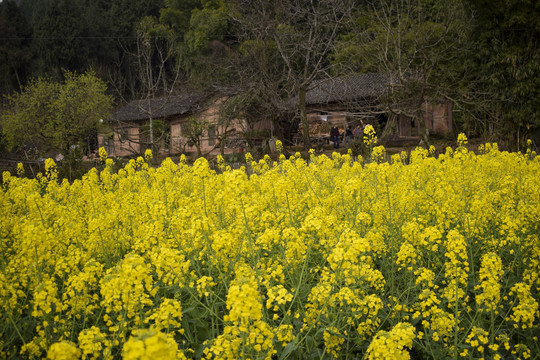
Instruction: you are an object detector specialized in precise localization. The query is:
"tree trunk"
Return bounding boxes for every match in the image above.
[195,140,202,158]
[416,113,430,147]
[220,139,226,156]
[147,97,154,153]
[299,86,311,149]
[381,113,398,139]
[12,65,22,90]
[416,87,430,147]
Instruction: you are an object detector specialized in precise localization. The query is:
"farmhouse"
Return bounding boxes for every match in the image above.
[100,74,454,157]
[394,101,453,138]
[298,73,453,142]
[294,74,388,143]
[99,94,200,157]
[99,91,271,157]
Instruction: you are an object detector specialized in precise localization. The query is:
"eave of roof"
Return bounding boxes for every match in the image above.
[305,73,389,105]
[110,93,204,122]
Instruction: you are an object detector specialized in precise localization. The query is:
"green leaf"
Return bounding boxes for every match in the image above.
[279,341,298,360]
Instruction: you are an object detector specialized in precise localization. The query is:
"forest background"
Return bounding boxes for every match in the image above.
[0,0,538,160]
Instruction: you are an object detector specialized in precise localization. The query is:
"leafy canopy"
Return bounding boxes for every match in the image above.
[1,69,113,156]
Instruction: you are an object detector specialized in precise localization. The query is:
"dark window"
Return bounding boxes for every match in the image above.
[208,126,216,147]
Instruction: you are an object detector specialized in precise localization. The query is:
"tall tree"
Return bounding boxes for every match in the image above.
[133,16,183,153]
[1,70,113,158]
[80,0,116,78]
[105,0,165,99]
[182,116,209,157]
[162,0,234,88]
[230,0,356,148]
[160,0,201,38]
[335,0,473,145]
[463,0,540,148]
[0,0,32,95]
[31,0,90,78]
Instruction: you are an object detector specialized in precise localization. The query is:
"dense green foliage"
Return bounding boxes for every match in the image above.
[462,0,540,147]
[333,0,472,146]
[0,0,164,99]
[0,0,538,147]
[1,70,112,157]
[0,0,32,95]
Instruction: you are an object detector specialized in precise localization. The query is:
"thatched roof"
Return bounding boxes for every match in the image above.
[305,73,388,105]
[110,93,204,122]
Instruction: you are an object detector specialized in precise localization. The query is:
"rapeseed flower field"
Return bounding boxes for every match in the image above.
[1,135,539,359]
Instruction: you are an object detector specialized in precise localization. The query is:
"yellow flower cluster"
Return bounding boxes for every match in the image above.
[149,247,190,288]
[146,298,184,335]
[363,124,378,146]
[507,282,539,330]
[99,147,108,162]
[475,252,504,312]
[442,229,470,307]
[32,277,61,318]
[396,241,419,271]
[196,276,216,297]
[78,326,112,359]
[266,284,293,311]
[47,341,80,360]
[464,326,489,356]
[123,328,186,360]
[63,259,103,319]
[457,132,468,147]
[275,139,283,153]
[1,142,539,359]
[371,145,386,162]
[366,322,416,360]
[323,326,346,358]
[100,254,156,333]
[274,324,294,345]
[205,264,275,359]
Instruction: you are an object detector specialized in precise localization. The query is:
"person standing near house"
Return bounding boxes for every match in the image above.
[357,121,366,140]
[344,125,353,146]
[353,124,361,140]
[331,125,340,148]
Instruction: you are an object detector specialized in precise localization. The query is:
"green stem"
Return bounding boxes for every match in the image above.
[285,193,294,227]
[8,313,26,346]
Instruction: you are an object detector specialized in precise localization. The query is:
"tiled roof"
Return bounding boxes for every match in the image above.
[110,93,204,122]
[305,73,388,105]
